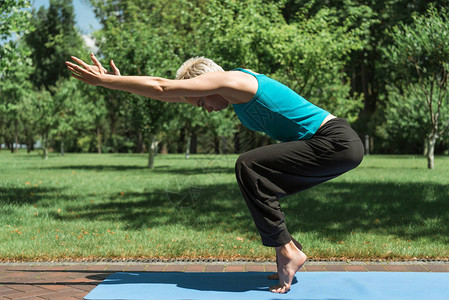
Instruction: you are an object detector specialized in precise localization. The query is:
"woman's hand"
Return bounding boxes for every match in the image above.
[65,53,120,86]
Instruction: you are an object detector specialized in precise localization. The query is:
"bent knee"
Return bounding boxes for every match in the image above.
[235,151,254,171]
[345,140,364,169]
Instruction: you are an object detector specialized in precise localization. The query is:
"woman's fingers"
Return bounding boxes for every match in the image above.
[69,54,115,76]
[70,72,90,84]
[110,60,121,76]
[65,62,85,75]
[70,56,90,69]
[90,53,104,74]
[66,65,80,76]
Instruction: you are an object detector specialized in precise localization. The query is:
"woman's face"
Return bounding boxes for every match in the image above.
[186,95,229,112]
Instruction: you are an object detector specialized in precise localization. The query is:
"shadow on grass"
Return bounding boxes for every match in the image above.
[33,154,236,175]
[39,165,150,171]
[37,165,234,176]
[284,181,449,242]
[0,186,65,205]
[50,180,449,243]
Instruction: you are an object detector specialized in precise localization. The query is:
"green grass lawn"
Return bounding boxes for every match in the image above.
[1,151,448,261]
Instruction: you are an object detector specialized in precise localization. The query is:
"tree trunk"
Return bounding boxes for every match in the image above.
[234,128,240,153]
[427,133,436,169]
[42,134,48,160]
[214,135,220,154]
[160,143,168,154]
[147,134,156,169]
[60,140,64,156]
[364,135,370,155]
[190,132,197,154]
[137,131,143,153]
[423,138,428,157]
[97,126,102,154]
[185,135,191,159]
[221,136,227,154]
[27,136,33,153]
[178,127,185,153]
[14,120,19,153]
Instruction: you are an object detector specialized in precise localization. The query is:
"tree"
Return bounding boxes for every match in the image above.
[29,88,53,159]
[376,83,448,154]
[0,0,35,151]
[280,1,449,143]
[0,0,34,73]
[0,41,34,153]
[89,0,239,163]
[385,7,449,169]
[201,1,364,120]
[50,79,100,155]
[0,0,33,38]
[25,0,83,91]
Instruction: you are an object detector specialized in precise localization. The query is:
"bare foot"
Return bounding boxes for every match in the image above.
[269,240,307,294]
[267,237,303,280]
[267,256,280,280]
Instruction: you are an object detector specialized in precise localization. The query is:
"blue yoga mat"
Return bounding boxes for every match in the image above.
[84,271,449,300]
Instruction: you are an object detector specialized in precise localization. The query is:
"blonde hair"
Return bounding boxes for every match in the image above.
[175,57,224,80]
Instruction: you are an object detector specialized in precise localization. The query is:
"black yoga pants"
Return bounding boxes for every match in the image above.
[235,118,364,247]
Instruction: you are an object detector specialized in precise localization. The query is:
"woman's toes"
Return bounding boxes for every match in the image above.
[269,284,289,294]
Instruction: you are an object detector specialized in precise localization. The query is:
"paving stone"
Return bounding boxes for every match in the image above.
[426,265,448,272]
[0,266,9,272]
[35,284,73,292]
[37,289,86,300]
[65,265,88,272]
[124,265,148,272]
[224,265,244,272]
[145,264,166,272]
[85,265,108,272]
[324,265,347,272]
[5,288,54,299]
[184,265,205,272]
[0,287,19,297]
[27,265,50,272]
[5,273,37,280]
[204,265,224,272]
[245,265,264,272]
[385,265,408,272]
[4,284,44,293]
[405,265,430,272]
[38,296,82,300]
[345,265,367,272]
[365,265,387,271]
[164,265,186,272]
[304,265,326,272]
[104,265,128,272]
[264,264,277,272]
[67,283,97,292]
[64,277,99,284]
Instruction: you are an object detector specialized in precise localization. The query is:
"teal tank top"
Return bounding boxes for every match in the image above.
[232,68,330,142]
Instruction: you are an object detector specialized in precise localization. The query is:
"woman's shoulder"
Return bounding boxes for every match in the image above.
[231,68,260,75]
[220,70,258,104]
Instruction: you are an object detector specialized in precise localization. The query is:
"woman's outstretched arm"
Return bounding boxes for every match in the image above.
[65,53,241,102]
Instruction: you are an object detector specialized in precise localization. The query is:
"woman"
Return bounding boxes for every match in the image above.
[66,54,364,294]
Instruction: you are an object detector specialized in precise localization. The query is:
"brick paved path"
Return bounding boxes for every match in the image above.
[1,261,448,299]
